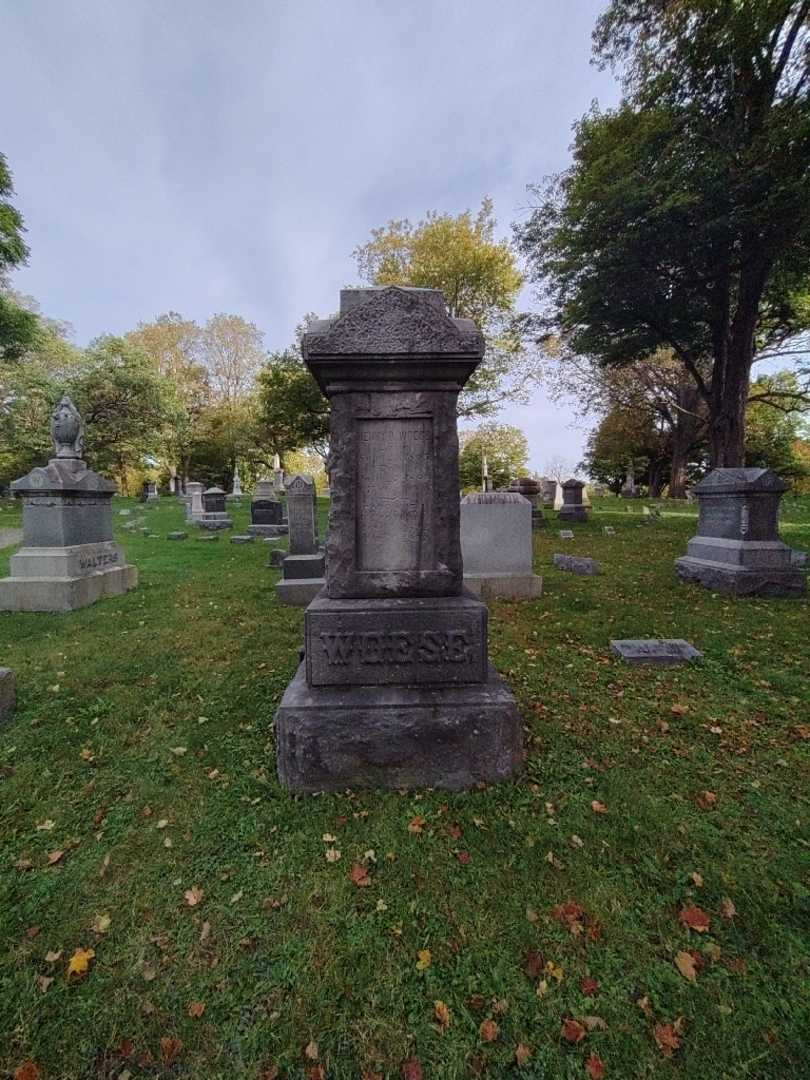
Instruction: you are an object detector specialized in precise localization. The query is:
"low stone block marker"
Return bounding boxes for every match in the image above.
[553,553,601,575]
[461,492,542,599]
[268,548,285,567]
[0,396,137,612]
[167,532,187,541]
[611,639,703,665]
[196,534,219,542]
[0,668,16,721]
[230,534,254,544]
[602,526,615,536]
[559,529,574,540]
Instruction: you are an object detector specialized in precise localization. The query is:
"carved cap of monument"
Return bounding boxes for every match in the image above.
[51,395,85,459]
[302,286,485,393]
[562,478,585,490]
[692,467,788,495]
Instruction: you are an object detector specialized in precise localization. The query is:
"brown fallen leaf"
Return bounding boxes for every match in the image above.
[653,1021,682,1057]
[636,995,654,1019]
[580,976,600,996]
[44,949,62,963]
[37,975,54,994]
[434,999,451,1032]
[188,1000,206,1018]
[720,897,737,919]
[591,801,608,814]
[691,871,704,888]
[479,1018,500,1042]
[675,950,698,983]
[679,905,711,933]
[408,816,425,834]
[553,900,586,935]
[304,1040,319,1061]
[515,1042,532,1067]
[696,790,717,810]
[524,949,544,979]
[46,849,65,866]
[561,1018,586,1043]
[350,862,372,887]
[582,1016,608,1031]
[184,886,203,907]
[401,1058,423,1080]
[13,1062,40,1080]
[456,850,471,864]
[160,1036,183,1066]
[585,1052,606,1079]
[416,949,431,971]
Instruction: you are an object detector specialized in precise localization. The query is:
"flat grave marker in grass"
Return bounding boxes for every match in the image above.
[552,553,601,576]
[611,638,703,664]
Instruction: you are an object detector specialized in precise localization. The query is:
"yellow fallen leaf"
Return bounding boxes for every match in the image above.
[546,960,564,983]
[434,1000,451,1031]
[66,947,95,977]
[416,949,432,971]
[91,913,111,934]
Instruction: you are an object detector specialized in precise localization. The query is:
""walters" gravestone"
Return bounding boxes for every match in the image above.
[275,286,522,791]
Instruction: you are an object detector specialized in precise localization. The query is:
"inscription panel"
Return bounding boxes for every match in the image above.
[306,605,486,686]
[356,418,434,572]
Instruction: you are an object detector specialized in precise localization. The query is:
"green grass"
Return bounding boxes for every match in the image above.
[1,494,808,1079]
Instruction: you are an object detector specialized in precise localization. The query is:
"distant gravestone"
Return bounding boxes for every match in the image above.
[0,396,137,611]
[461,492,542,599]
[268,547,286,567]
[675,468,805,597]
[558,479,589,522]
[167,531,187,541]
[185,482,204,522]
[198,487,233,531]
[602,526,615,536]
[559,529,574,540]
[611,639,703,665]
[275,285,522,791]
[0,667,16,722]
[196,534,219,542]
[553,553,601,576]
[276,474,324,606]
[141,480,158,503]
[230,534,254,544]
[515,478,545,530]
[227,468,243,500]
[621,465,638,499]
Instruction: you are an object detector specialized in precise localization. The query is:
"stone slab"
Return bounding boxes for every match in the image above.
[463,573,543,600]
[230,534,254,544]
[268,549,286,567]
[0,667,16,722]
[283,552,326,580]
[247,524,288,537]
[552,554,601,576]
[0,563,137,612]
[558,507,589,522]
[8,541,128,580]
[276,578,325,607]
[196,535,219,542]
[275,660,522,792]
[611,638,703,664]
[304,592,488,687]
[602,526,615,536]
[167,532,187,540]
[559,530,574,540]
[791,549,808,568]
[198,518,232,531]
[460,493,533,576]
[675,556,806,597]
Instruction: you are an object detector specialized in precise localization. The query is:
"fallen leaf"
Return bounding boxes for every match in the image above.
[591,801,608,814]
[188,1000,206,1018]
[200,921,211,943]
[184,886,203,907]
[570,834,585,849]
[515,1043,532,1067]
[582,1016,607,1032]
[66,947,95,977]
[322,833,336,843]
[580,976,600,996]
[13,1062,40,1080]
[401,1058,423,1080]
[37,974,54,994]
[307,1068,326,1080]
[720,897,737,919]
[46,849,65,865]
[696,790,717,810]
[230,889,244,904]
[92,913,111,935]
[553,900,586,935]
[434,999,451,1032]
[585,1052,606,1079]
[156,819,169,830]
[691,871,704,888]
[670,703,688,716]
[160,1036,183,1066]
[636,995,654,1019]
[25,926,40,939]
[479,1018,499,1042]
[675,950,698,983]
[142,963,157,982]
[653,1022,681,1057]
[325,847,341,863]
[416,948,432,971]
[561,1018,586,1044]
[546,960,565,983]
[523,949,544,979]
[169,746,188,756]
[14,857,34,871]
[304,1039,319,1061]
[456,850,471,864]
[679,905,710,933]
[350,862,372,887]
[408,816,426,835]
[36,820,55,831]
[44,949,62,963]
[546,850,564,870]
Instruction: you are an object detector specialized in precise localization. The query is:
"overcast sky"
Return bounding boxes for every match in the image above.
[2,0,620,472]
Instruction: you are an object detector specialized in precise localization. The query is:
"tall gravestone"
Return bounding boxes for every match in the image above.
[516,477,544,530]
[275,474,324,606]
[248,478,286,537]
[0,396,137,611]
[228,468,243,500]
[621,465,638,499]
[185,482,204,522]
[675,468,805,597]
[275,286,522,790]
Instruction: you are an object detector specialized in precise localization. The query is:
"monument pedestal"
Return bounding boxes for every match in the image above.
[675,468,806,598]
[0,542,137,611]
[247,523,288,538]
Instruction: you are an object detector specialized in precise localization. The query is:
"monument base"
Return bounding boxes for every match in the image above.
[247,524,288,537]
[0,563,137,611]
[675,555,806,597]
[463,572,543,600]
[558,508,589,522]
[275,661,522,791]
[276,579,325,607]
[283,552,325,579]
[198,514,233,530]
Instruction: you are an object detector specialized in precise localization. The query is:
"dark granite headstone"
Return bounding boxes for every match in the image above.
[675,468,805,597]
[275,286,522,790]
[276,475,325,605]
[251,499,283,526]
[558,479,589,522]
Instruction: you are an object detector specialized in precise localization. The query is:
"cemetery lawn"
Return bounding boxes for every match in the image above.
[1,495,809,1080]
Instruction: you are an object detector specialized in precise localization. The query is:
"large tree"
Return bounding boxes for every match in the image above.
[0,152,39,361]
[255,349,330,461]
[354,199,538,417]
[516,0,810,467]
[458,422,529,491]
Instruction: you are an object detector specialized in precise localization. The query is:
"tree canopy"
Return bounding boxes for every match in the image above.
[458,422,529,491]
[0,152,39,361]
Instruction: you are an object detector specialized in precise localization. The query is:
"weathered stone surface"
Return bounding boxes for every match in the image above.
[460,492,542,600]
[167,531,187,540]
[276,579,325,607]
[268,548,286,567]
[791,548,808,568]
[559,529,574,540]
[283,552,325,579]
[558,478,589,522]
[675,468,805,597]
[230,534,254,544]
[251,498,283,526]
[0,667,16,721]
[185,482,204,522]
[276,661,522,792]
[611,639,703,664]
[0,562,137,611]
[552,553,601,575]
[602,526,615,536]
[196,534,219,542]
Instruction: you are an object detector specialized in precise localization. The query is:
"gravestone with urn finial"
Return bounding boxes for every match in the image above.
[0,396,137,611]
[274,286,522,791]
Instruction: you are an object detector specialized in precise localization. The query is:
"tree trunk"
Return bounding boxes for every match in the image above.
[648,460,665,498]
[669,383,703,498]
